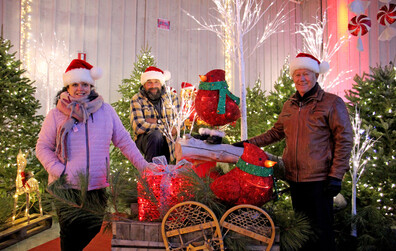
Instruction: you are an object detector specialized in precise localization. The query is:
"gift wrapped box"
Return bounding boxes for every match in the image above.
[138,156,193,221]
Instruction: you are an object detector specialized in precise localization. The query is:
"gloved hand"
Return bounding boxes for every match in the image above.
[206,135,223,144]
[232,140,249,147]
[192,133,209,141]
[326,177,342,197]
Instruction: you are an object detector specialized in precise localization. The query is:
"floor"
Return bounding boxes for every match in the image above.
[4,223,60,251]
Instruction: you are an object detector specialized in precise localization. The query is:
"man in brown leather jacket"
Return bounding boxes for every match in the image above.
[234,53,353,250]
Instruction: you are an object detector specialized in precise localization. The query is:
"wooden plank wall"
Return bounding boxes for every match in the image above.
[0,0,395,115]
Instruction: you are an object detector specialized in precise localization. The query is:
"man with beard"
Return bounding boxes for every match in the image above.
[130,66,178,163]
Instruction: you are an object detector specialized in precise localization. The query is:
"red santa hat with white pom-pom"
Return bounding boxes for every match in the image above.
[181,82,197,91]
[290,53,330,76]
[63,59,103,87]
[141,66,171,85]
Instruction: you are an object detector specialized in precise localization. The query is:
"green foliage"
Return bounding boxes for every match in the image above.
[264,196,315,251]
[0,37,44,208]
[108,166,138,214]
[352,206,396,250]
[225,62,295,157]
[183,170,226,219]
[224,232,251,251]
[110,46,156,176]
[345,63,396,220]
[0,196,13,228]
[334,203,396,251]
[47,174,108,230]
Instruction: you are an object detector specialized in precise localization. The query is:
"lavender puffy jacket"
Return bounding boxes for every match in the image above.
[36,103,148,190]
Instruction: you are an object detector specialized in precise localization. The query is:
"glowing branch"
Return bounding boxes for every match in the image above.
[349,107,379,237]
[295,11,351,91]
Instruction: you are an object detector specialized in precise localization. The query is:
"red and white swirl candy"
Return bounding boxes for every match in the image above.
[377,4,396,26]
[348,15,371,36]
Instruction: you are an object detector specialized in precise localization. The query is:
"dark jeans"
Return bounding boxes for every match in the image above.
[55,188,108,251]
[136,130,170,163]
[288,180,335,251]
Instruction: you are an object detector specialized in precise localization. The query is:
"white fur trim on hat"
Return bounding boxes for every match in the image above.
[141,70,171,85]
[290,57,329,75]
[63,59,102,87]
[63,68,94,87]
[290,57,319,75]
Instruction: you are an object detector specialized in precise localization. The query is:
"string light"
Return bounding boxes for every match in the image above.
[20,0,33,74]
[224,0,233,88]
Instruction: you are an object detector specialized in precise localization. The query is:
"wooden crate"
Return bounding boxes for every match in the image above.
[0,214,52,249]
[112,220,165,251]
[112,221,280,251]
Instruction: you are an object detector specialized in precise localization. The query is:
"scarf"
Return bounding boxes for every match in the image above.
[55,91,104,164]
[296,82,319,101]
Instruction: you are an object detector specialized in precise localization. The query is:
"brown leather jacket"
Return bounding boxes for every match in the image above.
[249,85,353,182]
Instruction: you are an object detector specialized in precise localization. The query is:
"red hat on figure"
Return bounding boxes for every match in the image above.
[181,82,196,91]
[289,53,330,75]
[141,66,171,85]
[63,59,103,87]
[181,82,193,89]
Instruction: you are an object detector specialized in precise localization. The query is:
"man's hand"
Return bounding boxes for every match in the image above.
[326,177,342,197]
[146,118,156,124]
[232,140,249,147]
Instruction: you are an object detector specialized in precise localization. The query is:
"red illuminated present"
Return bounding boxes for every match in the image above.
[137,157,193,221]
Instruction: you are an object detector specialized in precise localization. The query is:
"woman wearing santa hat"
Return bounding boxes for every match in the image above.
[234,53,353,250]
[36,59,149,251]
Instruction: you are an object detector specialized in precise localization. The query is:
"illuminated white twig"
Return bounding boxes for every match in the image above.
[184,0,288,140]
[349,107,379,237]
[296,11,351,91]
[160,88,195,144]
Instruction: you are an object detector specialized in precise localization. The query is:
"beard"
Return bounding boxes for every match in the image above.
[146,87,161,100]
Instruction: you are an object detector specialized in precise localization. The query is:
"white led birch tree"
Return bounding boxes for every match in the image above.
[349,107,378,237]
[30,33,72,114]
[184,0,288,140]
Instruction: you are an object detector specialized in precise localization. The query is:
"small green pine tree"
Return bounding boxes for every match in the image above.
[345,62,396,220]
[0,37,44,197]
[110,46,156,176]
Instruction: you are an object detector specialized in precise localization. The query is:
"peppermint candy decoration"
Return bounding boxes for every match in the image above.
[348,15,371,36]
[377,4,396,26]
